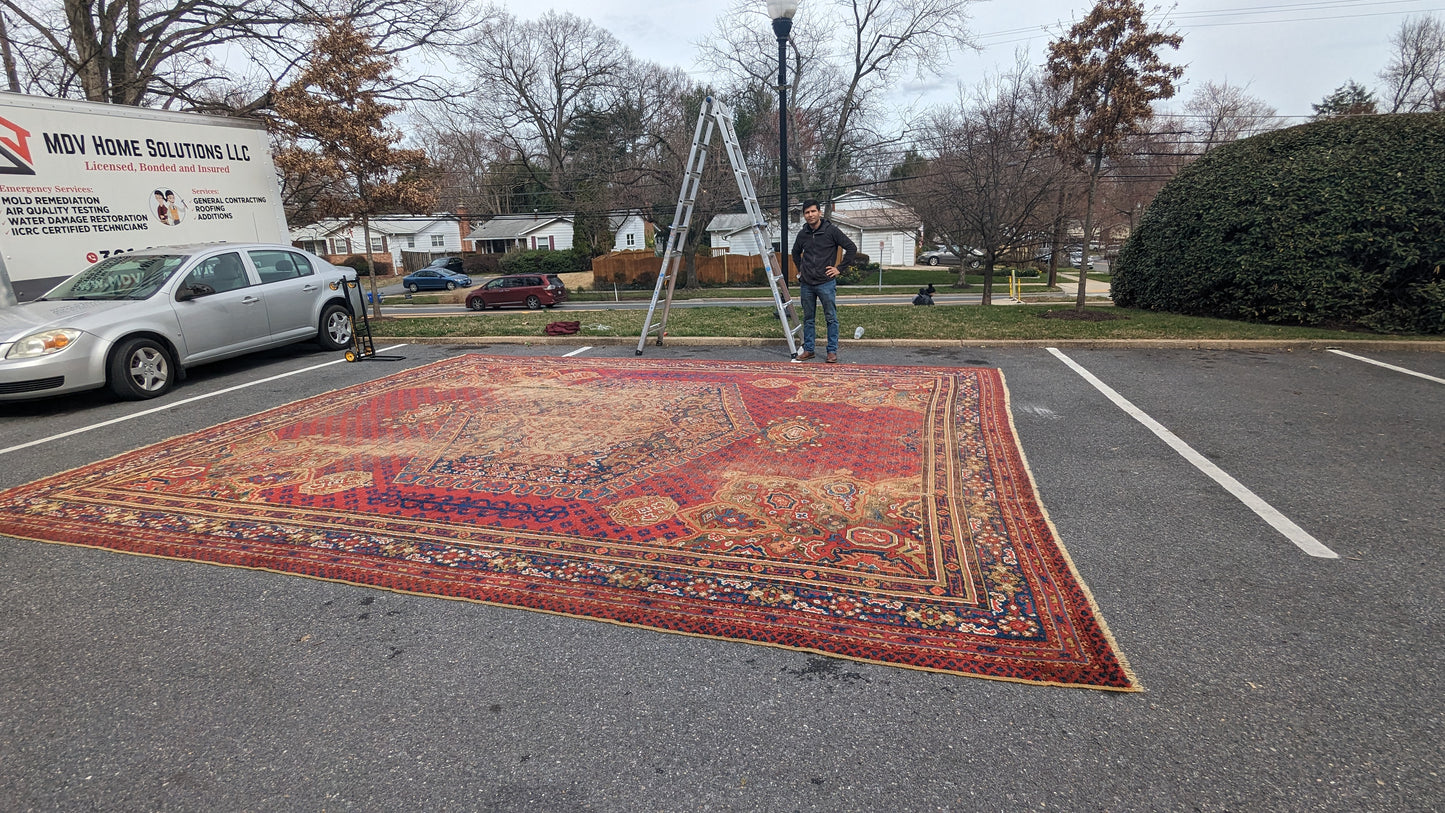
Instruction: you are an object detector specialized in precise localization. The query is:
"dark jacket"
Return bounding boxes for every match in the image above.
[790,218,858,285]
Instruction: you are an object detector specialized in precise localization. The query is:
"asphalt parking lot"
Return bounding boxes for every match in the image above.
[1,340,1440,812]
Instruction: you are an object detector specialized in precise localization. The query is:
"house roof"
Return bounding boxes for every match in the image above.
[832,209,922,230]
[705,213,763,235]
[467,215,571,241]
[289,214,459,241]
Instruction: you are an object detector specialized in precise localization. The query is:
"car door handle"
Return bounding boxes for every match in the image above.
[241,296,262,305]
[301,284,319,292]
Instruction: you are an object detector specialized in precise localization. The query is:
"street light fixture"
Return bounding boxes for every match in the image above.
[768,0,799,283]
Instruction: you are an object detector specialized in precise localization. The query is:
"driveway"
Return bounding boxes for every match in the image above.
[0,342,1439,811]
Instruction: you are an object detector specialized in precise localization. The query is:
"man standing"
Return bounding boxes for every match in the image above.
[789,200,857,363]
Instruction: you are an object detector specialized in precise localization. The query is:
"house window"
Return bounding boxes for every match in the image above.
[626,233,635,247]
[370,236,384,252]
[431,234,445,248]
[405,236,416,248]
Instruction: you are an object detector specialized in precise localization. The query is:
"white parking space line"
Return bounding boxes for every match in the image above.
[1327,349,1445,384]
[561,346,593,357]
[0,344,410,458]
[1047,347,1339,559]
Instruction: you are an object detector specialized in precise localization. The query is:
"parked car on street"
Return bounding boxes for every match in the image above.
[466,274,569,310]
[1067,248,1105,269]
[0,244,360,401]
[426,257,466,275]
[402,266,472,292]
[917,245,983,269]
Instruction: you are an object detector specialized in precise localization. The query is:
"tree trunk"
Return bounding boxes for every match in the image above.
[1048,185,1066,288]
[0,12,21,92]
[1075,147,1105,309]
[981,258,995,306]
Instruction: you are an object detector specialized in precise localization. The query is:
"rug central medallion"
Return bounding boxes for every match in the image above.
[0,355,1138,690]
[394,375,756,500]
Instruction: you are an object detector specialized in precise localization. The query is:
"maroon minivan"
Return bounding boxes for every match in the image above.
[465,274,569,310]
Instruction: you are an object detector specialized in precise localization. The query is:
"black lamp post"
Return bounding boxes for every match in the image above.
[768,0,799,283]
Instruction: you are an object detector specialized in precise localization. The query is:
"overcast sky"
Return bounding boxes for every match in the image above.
[491,0,1440,122]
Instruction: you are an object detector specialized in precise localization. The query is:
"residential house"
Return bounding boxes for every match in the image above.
[609,211,653,252]
[466,215,575,254]
[290,210,475,271]
[703,191,922,265]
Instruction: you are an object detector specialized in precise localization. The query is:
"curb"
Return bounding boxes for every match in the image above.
[380,336,1445,352]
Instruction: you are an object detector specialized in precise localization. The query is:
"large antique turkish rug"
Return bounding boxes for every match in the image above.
[0,355,1137,690]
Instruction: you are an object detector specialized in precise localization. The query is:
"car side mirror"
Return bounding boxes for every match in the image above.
[175,282,216,301]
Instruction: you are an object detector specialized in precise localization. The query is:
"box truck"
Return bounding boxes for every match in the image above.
[0,93,288,303]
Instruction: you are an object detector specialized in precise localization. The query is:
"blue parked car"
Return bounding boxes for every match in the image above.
[401,266,472,292]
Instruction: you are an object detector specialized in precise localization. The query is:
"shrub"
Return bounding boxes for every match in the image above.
[498,247,593,275]
[838,262,878,285]
[339,256,372,276]
[1114,113,1445,334]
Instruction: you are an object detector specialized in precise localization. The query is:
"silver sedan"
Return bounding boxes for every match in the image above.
[0,243,362,401]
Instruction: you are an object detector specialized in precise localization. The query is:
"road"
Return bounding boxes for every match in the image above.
[0,341,1439,811]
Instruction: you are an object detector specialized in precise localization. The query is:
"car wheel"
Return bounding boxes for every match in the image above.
[317,303,353,351]
[525,295,542,310]
[468,298,484,311]
[107,337,173,400]
[968,259,981,269]
[927,257,939,266]
[406,283,418,293]
[446,281,457,291]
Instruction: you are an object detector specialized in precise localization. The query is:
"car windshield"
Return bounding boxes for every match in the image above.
[43,254,188,300]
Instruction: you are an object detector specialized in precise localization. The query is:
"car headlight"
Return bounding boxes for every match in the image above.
[5,328,83,359]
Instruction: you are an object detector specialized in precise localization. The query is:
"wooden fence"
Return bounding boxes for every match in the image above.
[591,250,784,287]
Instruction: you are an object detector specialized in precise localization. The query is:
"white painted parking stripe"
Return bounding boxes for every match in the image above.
[0,344,410,458]
[1327,349,1445,384]
[561,346,593,357]
[1047,347,1339,559]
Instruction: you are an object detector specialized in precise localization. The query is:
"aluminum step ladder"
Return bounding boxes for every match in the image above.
[636,96,801,357]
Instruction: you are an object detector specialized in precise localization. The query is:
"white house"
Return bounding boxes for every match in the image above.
[704,213,772,256]
[291,212,474,269]
[703,191,921,265]
[822,190,922,266]
[466,215,575,254]
[609,211,652,252]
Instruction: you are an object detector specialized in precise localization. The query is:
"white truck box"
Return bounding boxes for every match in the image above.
[0,93,288,303]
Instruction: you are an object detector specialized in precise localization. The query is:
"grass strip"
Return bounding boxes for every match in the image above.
[366,304,1432,341]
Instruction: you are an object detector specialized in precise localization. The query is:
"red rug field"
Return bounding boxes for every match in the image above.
[0,355,1138,690]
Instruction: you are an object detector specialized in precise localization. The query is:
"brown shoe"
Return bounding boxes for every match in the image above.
[826,352,838,363]
[794,350,815,361]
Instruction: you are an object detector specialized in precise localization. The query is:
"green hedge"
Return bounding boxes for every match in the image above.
[1114,114,1445,334]
[497,247,593,275]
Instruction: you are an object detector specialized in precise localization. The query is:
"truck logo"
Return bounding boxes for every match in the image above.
[0,115,36,175]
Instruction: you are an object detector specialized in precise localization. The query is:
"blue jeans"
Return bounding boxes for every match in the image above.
[800,279,838,353]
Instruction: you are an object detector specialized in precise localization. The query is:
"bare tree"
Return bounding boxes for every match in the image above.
[1046,0,1183,309]
[699,0,978,210]
[903,66,1064,304]
[460,10,633,202]
[1184,81,1278,153]
[0,0,474,110]
[1381,14,1445,113]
